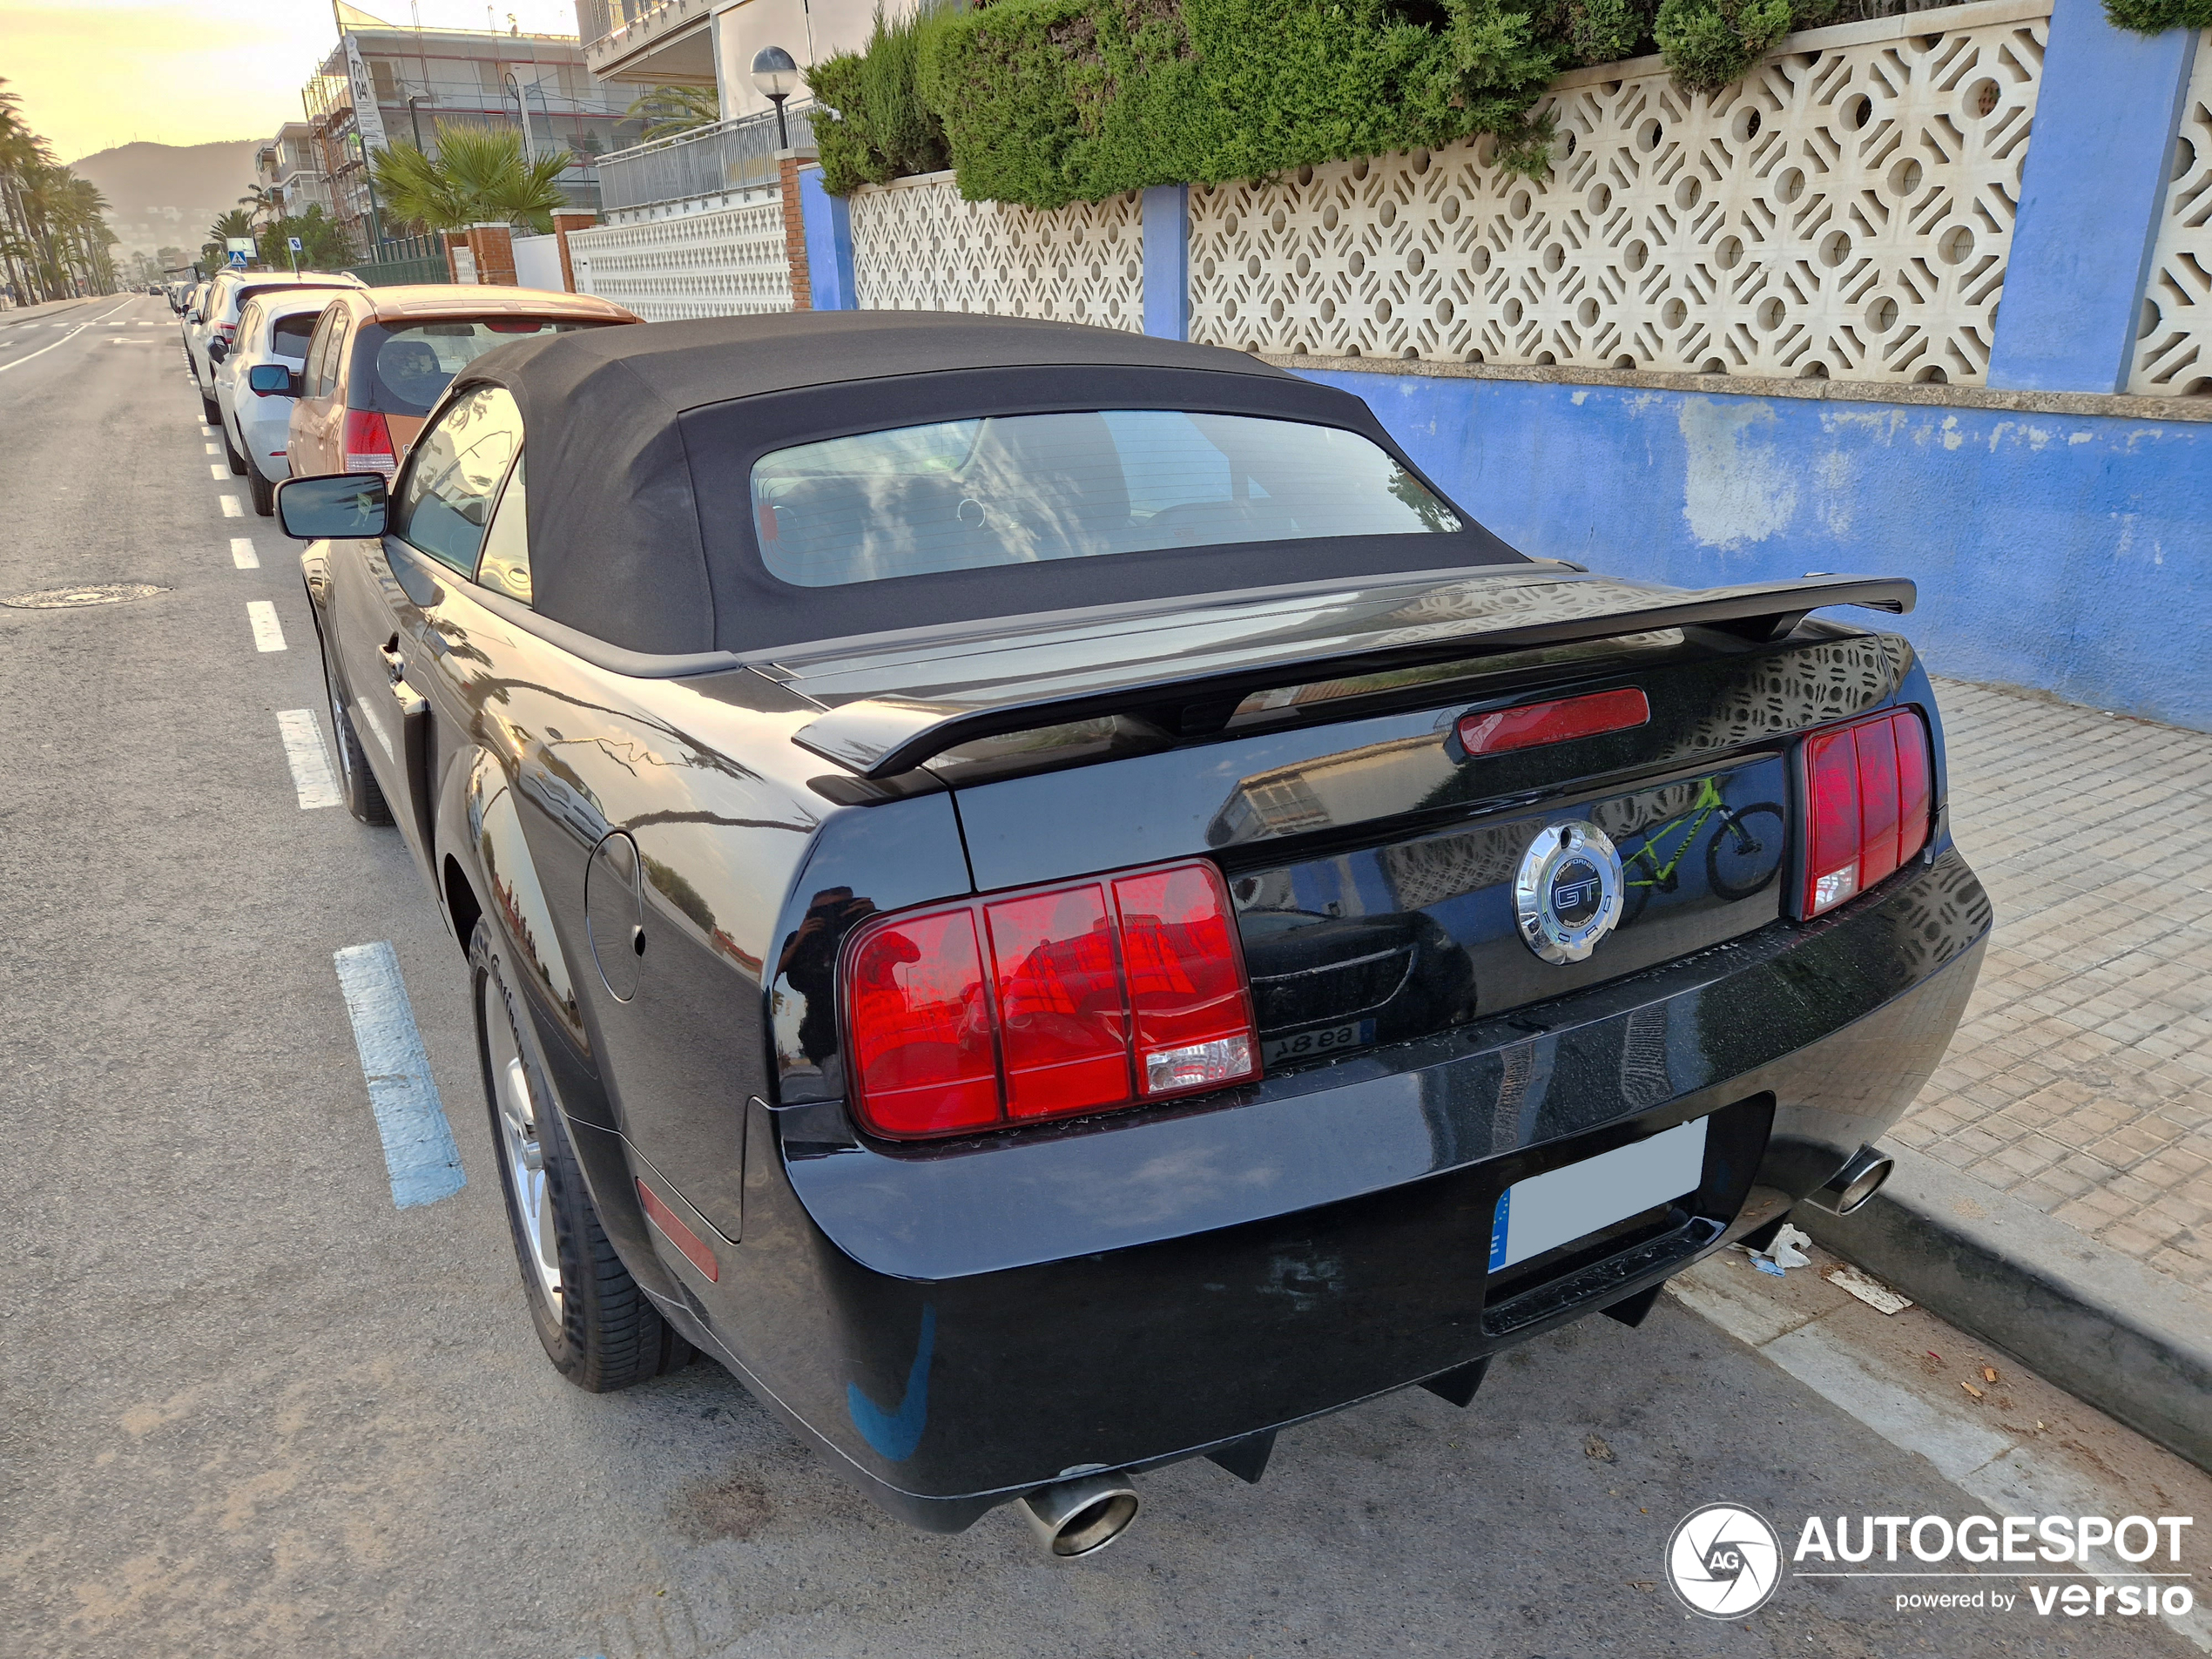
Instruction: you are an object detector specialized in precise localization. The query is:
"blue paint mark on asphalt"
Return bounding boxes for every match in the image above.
[333,941,464,1209]
[846,1305,935,1461]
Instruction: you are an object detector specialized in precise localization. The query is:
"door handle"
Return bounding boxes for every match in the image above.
[379,636,406,683]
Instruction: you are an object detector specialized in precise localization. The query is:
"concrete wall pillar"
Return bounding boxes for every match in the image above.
[469,222,517,287]
[1986,0,2201,392]
[797,165,855,310]
[778,150,816,310]
[1141,185,1189,341]
[551,211,596,294]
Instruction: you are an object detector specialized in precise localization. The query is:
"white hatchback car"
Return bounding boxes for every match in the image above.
[216,292,334,516]
[188,269,364,428]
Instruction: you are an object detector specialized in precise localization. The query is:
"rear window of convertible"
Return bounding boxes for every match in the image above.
[748,409,1464,588]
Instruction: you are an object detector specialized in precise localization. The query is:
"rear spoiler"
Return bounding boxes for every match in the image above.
[792,573,1913,779]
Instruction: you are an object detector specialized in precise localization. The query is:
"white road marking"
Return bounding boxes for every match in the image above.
[204,442,219,455]
[230,536,259,569]
[201,424,216,437]
[219,496,243,517]
[0,299,132,374]
[209,463,226,479]
[276,708,341,809]
[332,942,465,1210]
[247,600,287,652]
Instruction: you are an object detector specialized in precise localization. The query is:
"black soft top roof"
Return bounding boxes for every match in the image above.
[457,312,1521,658]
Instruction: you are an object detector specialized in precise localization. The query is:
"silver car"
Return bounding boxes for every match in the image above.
[215,292,334,516]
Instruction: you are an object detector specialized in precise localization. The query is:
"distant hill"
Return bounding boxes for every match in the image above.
[67,139,265,269]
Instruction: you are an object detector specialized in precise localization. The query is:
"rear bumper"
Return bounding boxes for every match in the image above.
[682,844,1989,1530]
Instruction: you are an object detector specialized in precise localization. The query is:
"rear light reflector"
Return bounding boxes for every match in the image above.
[1456,686,1649,758]
[343,408,395,475]
[844,860,1258,1140]
[636,1179,718,1281]
[1798,707,1932,918]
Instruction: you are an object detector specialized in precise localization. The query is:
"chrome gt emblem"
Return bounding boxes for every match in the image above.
[1514,820,1625,965]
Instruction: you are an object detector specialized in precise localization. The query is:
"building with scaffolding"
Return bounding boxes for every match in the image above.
[293,1,644,259]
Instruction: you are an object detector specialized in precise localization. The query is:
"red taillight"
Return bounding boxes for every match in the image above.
[342,408,395,475]
[1798,708,1932,918]
[216,323,236,345]
[844,860,1258,1140]
[1456,687,1650,758]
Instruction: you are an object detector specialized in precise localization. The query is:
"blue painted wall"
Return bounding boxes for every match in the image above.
[1304,369,2212,732]
[799,165,857,312]
[1985,0,2200,393]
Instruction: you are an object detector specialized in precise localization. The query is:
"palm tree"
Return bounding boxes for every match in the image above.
[372,124,572,236]
[239,183,283,226]
[625,84,720,140]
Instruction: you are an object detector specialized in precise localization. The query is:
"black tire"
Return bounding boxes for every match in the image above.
[248,463,274,516]
[318,635,393,826]
[472,919,691,1392]
[220,416,247,475]
[199,390,220,427]
[1709,804,1787,900]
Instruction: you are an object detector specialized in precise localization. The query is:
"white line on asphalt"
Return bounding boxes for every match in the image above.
[0,299,132,374]
[219,496,243,517]
[276,708,341,809]
[332,942,465,1210]
[231,536,259,569]
[204,442,219,455]
[247,600,287,652]
[209,463,226,480]
[201,424,215,437]
[1671,1263,2212,1650]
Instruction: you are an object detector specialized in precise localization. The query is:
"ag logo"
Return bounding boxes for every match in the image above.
[1665,1502,1784,1619]
[1513,819,1624,964]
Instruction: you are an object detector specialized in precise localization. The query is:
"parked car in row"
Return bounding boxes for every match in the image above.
[217,291,332,516]
[272,313,1989,1556]
[284,285,635,480]
[185,269,364,428]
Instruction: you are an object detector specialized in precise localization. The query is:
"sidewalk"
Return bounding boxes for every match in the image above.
[1900,679,2211,1288]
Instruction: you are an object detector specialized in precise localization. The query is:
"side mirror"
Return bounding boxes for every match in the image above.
[275,472,388,541]
[246,362,296,396]
[207,339,228,363]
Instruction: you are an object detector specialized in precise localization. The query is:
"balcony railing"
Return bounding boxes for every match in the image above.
[594,104,815,214]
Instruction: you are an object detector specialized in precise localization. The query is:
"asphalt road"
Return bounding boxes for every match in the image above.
[1,294,2202,1659]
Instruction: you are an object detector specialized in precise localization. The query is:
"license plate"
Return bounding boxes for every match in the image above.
[1262,1019,1375,1069]
[1488,1117,1709,1273]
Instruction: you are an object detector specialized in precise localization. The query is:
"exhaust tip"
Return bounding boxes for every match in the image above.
[1806,1144,1893,1216]
[1022,1473,1140,1558]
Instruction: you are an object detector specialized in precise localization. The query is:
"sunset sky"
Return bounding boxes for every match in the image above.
[7,0,590,164]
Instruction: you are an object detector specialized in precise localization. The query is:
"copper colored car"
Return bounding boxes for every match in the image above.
[287,285,637,479]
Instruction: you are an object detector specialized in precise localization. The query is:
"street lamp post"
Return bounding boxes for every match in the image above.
[407,93,429,150]
[750,46,799,151]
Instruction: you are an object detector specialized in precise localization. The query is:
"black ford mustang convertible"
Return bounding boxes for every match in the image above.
[279,314,1988,1554]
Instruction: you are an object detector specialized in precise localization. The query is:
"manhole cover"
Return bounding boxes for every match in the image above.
[1,583,168,610]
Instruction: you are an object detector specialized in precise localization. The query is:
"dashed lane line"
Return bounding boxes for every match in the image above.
[332,942,465,1210]
[275,708,341,809]
[219,496,243,518]
[209,463,226,479]
[231,536,259,570]
[0,298,133,374]
[204,442,219,455]
[247,601,287,652]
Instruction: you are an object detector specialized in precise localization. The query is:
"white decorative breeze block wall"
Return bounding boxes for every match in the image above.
[567,192,791,321]
[849,172,1144,331]
[1187,0,2048,384]
[2128,30,2212,395]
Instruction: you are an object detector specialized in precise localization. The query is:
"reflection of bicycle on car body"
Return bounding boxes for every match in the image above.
[1619,776,1784,925]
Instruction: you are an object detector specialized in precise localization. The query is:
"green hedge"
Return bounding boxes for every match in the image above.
[814,0,2200,209]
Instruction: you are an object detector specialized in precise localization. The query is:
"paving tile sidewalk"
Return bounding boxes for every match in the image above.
[1888,679,2212,1290]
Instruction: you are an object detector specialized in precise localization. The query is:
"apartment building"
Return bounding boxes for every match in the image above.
[576,0,900,119]
[291,2,644,255]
